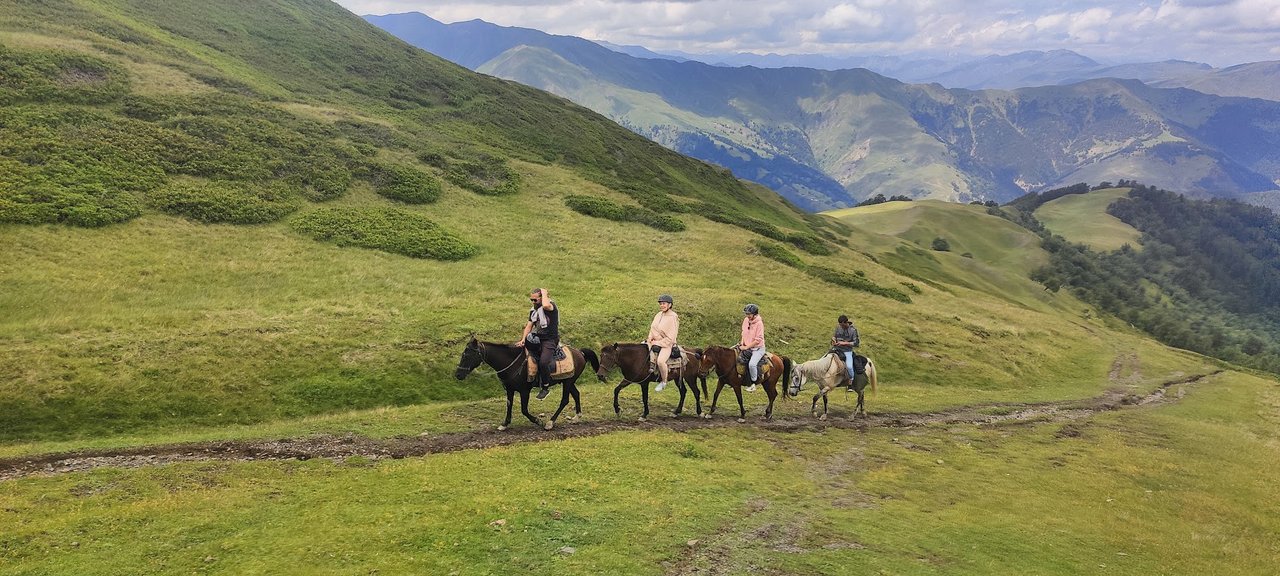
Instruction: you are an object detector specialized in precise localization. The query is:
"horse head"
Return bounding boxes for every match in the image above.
[455,335,483,380]
[595,343,618,382]
[788,367,805,397]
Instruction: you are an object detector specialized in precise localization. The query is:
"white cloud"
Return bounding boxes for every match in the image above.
[336,0,1280,65]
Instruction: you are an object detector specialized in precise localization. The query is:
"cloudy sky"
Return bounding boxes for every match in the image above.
[334,0,1280,66]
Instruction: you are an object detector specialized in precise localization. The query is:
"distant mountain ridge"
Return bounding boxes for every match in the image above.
[367,13,1280,209]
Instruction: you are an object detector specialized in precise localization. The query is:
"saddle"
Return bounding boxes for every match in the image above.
[648,345,687,374]
[829,348,868,375]
[526,345,575,382]
[735,350,772,382]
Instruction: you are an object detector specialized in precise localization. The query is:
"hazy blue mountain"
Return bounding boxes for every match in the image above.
[914,50,1102,89]
[368,13,1280,208]
[1151,61,1280,101]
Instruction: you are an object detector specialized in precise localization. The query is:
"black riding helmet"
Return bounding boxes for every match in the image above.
[658,294,674,304]
[743,303,759,315]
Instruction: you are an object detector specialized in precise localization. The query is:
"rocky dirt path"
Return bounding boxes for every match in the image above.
[0,371,1219,482]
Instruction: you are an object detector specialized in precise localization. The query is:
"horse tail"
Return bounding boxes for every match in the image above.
[867,358,877,396]
[781,355,793,400]
[581,348,600,375]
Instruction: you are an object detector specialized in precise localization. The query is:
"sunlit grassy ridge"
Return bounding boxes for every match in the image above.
[1034,187,1143,251]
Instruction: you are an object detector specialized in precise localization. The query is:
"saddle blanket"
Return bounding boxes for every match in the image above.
[527,346,575,382]
[649,345,688,372]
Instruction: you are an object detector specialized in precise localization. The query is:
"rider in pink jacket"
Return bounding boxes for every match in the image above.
[738,303,765,389]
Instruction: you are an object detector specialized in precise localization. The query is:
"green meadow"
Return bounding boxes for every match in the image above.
[1,1,1278,574]
[1033,188,1143,252]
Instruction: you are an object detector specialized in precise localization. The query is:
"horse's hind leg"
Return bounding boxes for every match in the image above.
[500,389,516,431]
[570,385,582,420]
[639,383,650,422]
[763,379,777,420]
[673,378,686,417]
[733,386,746,423]
[690,374,704,416]
[856,389,866,417]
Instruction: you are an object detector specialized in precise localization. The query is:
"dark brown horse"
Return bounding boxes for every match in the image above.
[596,343,704,420]
[455,335,599,431]
[699,345,792,422]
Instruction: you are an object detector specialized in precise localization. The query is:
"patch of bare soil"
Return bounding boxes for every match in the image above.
[0,371,1221,482]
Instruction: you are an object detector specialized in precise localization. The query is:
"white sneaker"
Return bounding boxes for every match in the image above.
[746,384,757,392]
[655,381,666,392]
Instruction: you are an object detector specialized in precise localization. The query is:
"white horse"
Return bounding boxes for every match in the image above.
[788,353,878,419]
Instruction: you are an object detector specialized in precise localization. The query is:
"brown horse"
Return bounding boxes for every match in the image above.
[455,335,598,431]
[596,343,704,420]
[699,345,792,422]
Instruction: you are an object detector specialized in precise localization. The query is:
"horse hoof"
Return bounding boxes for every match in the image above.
[569,414,580,422]
[736,418,746,424]
[544,421,555,431]
[638,417,647,423]
[702,413,712,420]
[819,414,827,421]
[670,412,680,418]
[497,425,507,432]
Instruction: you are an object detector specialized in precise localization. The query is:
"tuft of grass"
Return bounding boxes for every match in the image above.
[362,161,441,204]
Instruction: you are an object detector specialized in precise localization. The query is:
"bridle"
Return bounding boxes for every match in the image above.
[457,341,525,377]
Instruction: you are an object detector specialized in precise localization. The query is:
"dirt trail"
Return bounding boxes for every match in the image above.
[0,371,1219,482]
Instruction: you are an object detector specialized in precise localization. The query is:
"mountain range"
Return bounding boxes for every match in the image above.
[367,12,1280,210]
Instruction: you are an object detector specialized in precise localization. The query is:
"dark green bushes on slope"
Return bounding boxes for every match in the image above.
[152,180,301,224]
[290,207,479,261]
[0,45,130,105]
[753,240,911,303]
[565,195,685,232]
[363,162,441,204]
[443,154,521,196]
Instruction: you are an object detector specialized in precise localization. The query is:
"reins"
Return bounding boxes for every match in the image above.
[458,341,525,377]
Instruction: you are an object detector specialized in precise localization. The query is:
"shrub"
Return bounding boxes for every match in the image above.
[785,231,834,255]
[808,265,912,303]
[753,240,805,269]
[446,155,520,196]
[932,237,951,251]
[290,207,478,261]
[0,46,130,105]
[364,162,440,204]
[565,195,686,232]
[151,180,300,224]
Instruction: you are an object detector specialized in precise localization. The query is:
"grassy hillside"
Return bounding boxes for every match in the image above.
[3,3,1280,573]
[1034,188,1143,251]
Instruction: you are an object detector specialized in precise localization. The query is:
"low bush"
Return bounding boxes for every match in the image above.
[446,155,520,196]
[785,231,834,255]
[290,207,479,261]
[753,240,806,268]
[752,240,911,302]
[151,180,300,224]
[565,195,686,232]
[0,46,130,105]
[364,162,440,204]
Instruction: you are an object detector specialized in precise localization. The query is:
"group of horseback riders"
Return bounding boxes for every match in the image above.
[516,287,866,400]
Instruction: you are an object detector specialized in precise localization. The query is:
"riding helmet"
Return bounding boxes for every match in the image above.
[658,294,674,304]
[743,303,760,315]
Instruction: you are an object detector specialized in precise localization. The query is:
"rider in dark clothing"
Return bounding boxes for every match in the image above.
[832,314,861,390]
[518,288,559,400]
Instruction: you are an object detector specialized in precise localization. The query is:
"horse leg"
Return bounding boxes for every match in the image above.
[856,388,866,417]
[811,391,821,417]
[519,389,541,427]
[764,379,777,420]
[570,385,582,421]
[710,379,726,416]
[500,388,515,431]
[733,385,746,423]
[613,381,631,417]
[822,387,831,420]
[690,374,704,416]
[673,378,686,417]
[639,382,650,422]
[547,382,572,430]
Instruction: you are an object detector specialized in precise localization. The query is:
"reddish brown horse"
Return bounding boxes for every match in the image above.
[699,345,792,422]
[596,343,705,420]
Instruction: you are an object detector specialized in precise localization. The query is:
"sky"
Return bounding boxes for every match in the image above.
[334,0,1280,66]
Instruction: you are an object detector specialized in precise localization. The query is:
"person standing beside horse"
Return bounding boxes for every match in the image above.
[738,303,766,392]
[516,287,560,400]
[645,294,679,392]
[832,314,860,390]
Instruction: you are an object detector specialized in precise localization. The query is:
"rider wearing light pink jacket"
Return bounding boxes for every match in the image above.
[738,303,765,386]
